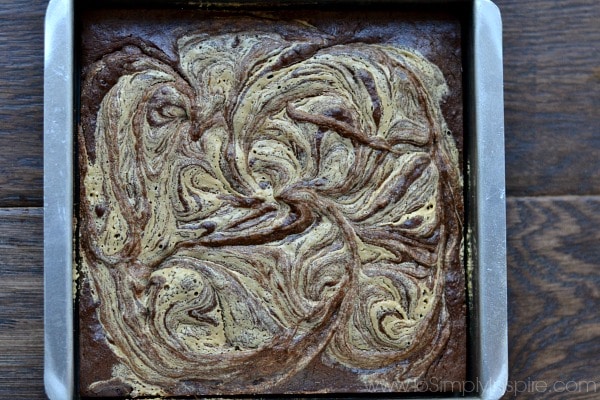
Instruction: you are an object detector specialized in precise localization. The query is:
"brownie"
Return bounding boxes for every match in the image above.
[77,7,466,398]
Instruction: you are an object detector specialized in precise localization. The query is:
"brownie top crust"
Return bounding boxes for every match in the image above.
[77,8,465,398]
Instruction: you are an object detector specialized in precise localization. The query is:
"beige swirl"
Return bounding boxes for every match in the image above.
[79,25,462,397]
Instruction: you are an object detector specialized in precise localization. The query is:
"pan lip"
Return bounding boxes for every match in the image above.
[43,1,506,399]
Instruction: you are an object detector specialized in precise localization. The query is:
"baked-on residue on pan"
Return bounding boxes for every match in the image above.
[77,10,465,397]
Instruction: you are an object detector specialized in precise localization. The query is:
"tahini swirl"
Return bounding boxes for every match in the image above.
[79,25,462,396]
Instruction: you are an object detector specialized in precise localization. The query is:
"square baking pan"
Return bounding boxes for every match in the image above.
[44,0,506,398]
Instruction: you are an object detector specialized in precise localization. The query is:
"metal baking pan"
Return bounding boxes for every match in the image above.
[44,0,506,398]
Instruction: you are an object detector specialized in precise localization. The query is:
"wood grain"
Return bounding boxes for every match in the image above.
[0,0,598,206]
[0,0,48,207]
[505,196,600,399]
[0,0,599,398]
[0,208,45,399]
[497,0,600,196]
[1,199,596,399]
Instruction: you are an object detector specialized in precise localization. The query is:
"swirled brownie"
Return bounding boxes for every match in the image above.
[77,8,465,398]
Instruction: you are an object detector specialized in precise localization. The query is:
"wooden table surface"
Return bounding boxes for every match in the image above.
[0,0,598,398]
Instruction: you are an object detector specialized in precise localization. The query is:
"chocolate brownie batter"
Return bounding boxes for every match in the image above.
[77,7,465,398]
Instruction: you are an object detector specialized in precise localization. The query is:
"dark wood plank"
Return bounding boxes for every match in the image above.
[1,0,599,398]
[505,196,600,399]
[1,0,598,206]
[2,198,598,399]
[496,0,600,196]
[0,208,45,399]
[0,0,49,207]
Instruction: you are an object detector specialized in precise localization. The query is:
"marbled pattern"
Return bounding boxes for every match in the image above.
[78,20,463,397]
